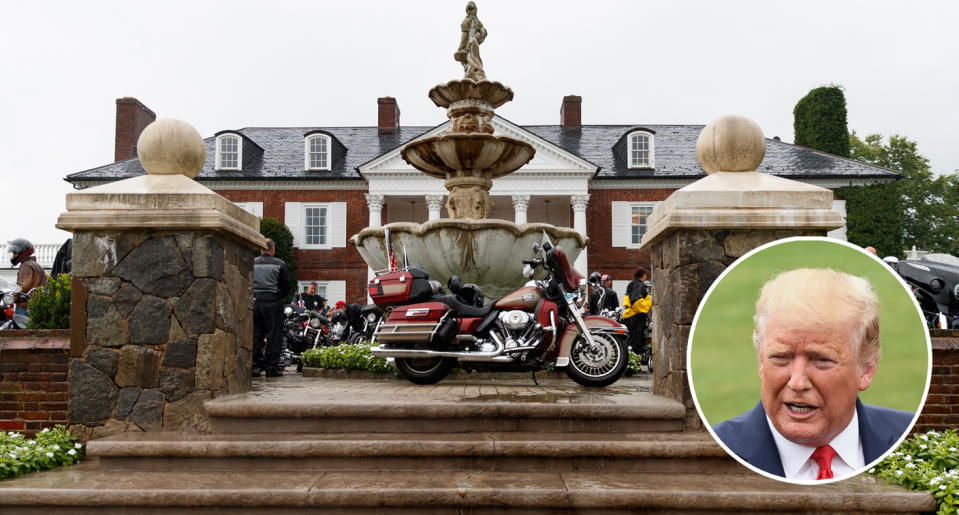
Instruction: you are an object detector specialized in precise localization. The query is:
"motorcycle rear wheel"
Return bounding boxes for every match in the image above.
[395,357,455,385]
[566,332,628,387]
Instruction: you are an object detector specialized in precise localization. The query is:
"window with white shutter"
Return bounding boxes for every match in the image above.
[611,201,659,248]
[292,202,348,249]
[233,202,263,218]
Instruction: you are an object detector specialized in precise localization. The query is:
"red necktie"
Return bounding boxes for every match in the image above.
[811,445,837,480]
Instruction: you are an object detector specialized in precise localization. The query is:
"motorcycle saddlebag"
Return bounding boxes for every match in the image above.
[375,302,456,345]
[368,267,435,306]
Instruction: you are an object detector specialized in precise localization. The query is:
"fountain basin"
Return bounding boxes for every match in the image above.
[401,134,535,181]
[428,79,514,109]
[351,219,588,299]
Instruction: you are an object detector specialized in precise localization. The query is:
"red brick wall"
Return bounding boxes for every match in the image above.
[216,188,372,303]
[914,330,959,433]
[585,188,676,282]
[0,330,69,435]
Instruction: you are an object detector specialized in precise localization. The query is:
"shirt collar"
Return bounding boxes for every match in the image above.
[766,409,863,479]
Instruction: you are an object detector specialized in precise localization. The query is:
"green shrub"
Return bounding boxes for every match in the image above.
[26,273,71,329]
[302,341,396,374]
[0,426,84,480]
[259,217,296,302]
[626,350,644,376]
[870,429,959,514]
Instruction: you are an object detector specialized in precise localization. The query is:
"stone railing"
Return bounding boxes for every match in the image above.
[0,242,62,269]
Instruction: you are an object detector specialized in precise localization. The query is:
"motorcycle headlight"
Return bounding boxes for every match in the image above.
[366,312,378,323]
[309,317,323,329]
[284,306,294,317]
[1,294,13,307]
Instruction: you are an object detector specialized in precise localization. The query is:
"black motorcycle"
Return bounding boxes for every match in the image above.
[282,305,332,372]
[887,253,959,329]
[329,303,383,345]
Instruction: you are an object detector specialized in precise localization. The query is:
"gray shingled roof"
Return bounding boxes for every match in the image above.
[65,123,898,184]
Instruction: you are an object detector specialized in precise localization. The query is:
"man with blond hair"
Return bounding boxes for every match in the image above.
[712,268,913,480]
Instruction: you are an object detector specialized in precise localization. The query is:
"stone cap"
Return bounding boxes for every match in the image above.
[57,174,266,249]
[640,171,843,249]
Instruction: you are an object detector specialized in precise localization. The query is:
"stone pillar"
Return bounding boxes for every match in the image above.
[425,195,445,221]
[511,195,530,225]
[570,194,590,274]
[366,194,384,228]
[639,115,842,430]
[57,119,266,439]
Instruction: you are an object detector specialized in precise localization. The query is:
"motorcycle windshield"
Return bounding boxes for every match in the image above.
[552,246,584,291]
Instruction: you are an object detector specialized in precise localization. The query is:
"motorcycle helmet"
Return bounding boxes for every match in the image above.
[601,274,611,284]
[6,238,34,266]
[589,271,601,284]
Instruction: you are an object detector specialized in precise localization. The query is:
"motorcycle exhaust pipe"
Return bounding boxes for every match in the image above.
[371,345,514,363]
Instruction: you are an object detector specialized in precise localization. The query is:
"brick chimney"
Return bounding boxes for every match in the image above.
[378,97,400,132]
[561,95,582,128]
[115,97,156,162]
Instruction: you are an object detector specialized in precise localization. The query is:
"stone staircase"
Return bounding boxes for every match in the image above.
[0,375,937,513]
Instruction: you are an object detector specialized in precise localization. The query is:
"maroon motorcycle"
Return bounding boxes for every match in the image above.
[369,241,630,387]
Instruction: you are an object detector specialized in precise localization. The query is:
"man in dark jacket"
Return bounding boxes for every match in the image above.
[588,273,619,315]
[253,238,292,377]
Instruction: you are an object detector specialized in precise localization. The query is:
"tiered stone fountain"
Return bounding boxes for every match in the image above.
[351,2,587,298]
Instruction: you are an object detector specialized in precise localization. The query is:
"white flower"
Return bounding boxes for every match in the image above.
[896,470,904,476]
[74,443,82,449]
[40,428,49,434]
[920,444,927,450]
[941,485,948,490]
[950,447,957,452]
[45,452,53,458]
[921,435,929,441]
[51,445,59,451]
[931,477,943,485]
[906,463,916,469]
[917,459,924,463]
[905,455,912,461]
[67,449,76,456]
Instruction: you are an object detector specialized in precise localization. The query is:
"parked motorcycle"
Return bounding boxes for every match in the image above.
[329,303,383,345]
[0,288,32,330]
[282,305,332,372]
[370,240,630,387]
[887,253,959,329]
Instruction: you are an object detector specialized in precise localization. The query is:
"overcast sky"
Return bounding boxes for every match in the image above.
[3,0,957,247]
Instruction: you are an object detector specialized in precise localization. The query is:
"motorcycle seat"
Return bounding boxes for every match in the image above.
[433,294,495,318]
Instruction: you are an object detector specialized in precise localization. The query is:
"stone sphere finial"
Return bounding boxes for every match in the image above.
[695,115,766,174]
[137,118,207,179]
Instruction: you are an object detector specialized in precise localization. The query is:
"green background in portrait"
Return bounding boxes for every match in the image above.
[689,239,929,427]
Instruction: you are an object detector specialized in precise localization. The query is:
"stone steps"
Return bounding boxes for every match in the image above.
[0,463,937,514]
[88,431,738,474]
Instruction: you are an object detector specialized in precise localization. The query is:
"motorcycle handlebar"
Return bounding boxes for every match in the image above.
[522,259,543,266]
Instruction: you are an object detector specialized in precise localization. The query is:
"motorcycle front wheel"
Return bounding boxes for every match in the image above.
[395,356,455,385]
[566,332,628,387]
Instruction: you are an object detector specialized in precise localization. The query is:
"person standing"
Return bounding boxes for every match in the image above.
[253,238,292,377]
[294,282,326,313]
[6,238,48,316]
[622,267,651,354]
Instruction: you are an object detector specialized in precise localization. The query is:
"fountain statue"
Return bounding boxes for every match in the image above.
[351,2,588,298]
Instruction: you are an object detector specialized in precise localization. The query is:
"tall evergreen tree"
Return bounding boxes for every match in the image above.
[793,86,850,158]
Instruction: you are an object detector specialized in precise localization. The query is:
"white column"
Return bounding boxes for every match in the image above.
[425,195,445,221]
[570,194,590,276]
[365,194,384,227]
[512,195,530,225]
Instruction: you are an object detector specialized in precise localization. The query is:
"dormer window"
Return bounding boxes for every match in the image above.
[305,134,331,171]
[216,133,242,170]
[628,131,654,169]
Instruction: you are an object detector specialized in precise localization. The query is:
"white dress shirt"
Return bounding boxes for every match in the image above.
[766,410,865,480]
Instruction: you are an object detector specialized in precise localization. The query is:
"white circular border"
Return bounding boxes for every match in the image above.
[686,236,933,485]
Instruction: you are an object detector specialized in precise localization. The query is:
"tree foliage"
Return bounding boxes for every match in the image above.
[793,86,850,158]
[847,132,959,257]
[259,217,296,301]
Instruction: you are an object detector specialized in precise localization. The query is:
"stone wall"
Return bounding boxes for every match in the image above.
[68,230,255,439]
[650,228,823,430]
[915,329,959,433]
[0,330,70,435]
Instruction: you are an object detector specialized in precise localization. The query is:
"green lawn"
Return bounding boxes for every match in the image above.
[689,239,930,427]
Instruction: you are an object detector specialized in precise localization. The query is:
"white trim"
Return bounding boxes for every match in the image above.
[304,134,332,171]
[627,130,655,169]
[233,201,263,217]
[204,180,366,191]
[215,133,242,171]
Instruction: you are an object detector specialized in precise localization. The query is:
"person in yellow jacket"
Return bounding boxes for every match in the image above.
[622,267,651,354]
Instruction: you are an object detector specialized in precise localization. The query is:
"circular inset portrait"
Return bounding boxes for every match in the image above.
[689,237,930,484]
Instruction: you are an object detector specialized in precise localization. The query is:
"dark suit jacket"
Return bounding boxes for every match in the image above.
[712,399,913,477]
